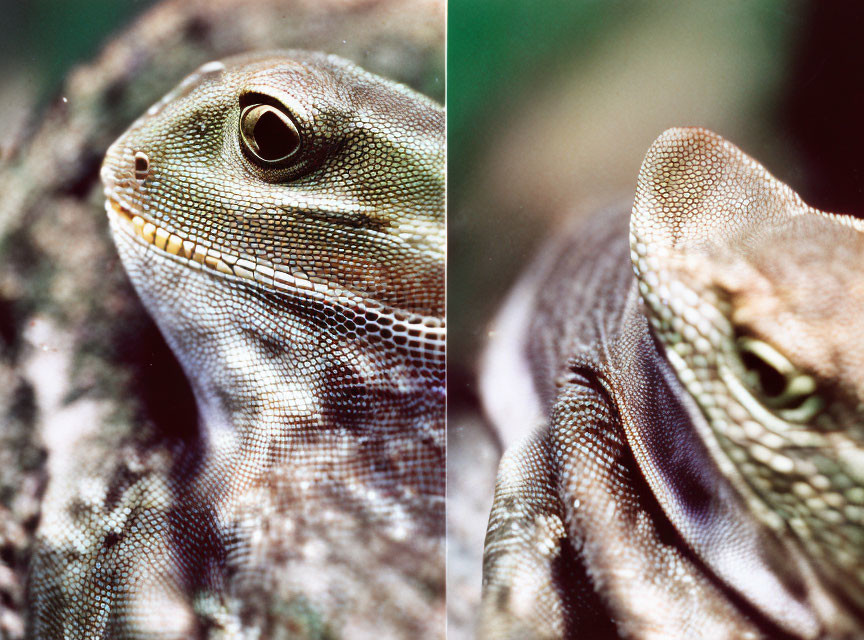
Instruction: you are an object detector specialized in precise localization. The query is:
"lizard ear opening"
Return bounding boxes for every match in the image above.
[630,128,807,257]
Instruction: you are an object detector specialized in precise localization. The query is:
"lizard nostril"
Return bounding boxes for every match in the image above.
[134,151,150,179]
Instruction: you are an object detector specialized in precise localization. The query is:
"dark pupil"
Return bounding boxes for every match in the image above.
[741,351,786,398]
[253,110,298,161]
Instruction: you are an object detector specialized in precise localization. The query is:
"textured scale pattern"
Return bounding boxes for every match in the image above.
[28,51,444,639]
[480,128,864,639]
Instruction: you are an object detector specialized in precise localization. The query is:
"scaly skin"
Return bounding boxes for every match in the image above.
[29,51,444,639]
[480,128,863,639]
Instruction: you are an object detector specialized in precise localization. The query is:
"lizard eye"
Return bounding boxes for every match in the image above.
[239,104,301,164]
[737,336,823,421]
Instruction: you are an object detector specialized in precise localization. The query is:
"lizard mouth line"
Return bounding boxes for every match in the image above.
[105,198,331,298]
[105,198,447,340]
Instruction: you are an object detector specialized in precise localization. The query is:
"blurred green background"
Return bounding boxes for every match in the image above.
[0,1,154,100]
[0,1,153,93]
[448,0,864,376]
[0,1,155,153]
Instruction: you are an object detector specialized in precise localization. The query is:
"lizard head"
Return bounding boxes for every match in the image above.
[101,51,444,318]
[630,127,864,605]
[100,52,445,463]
